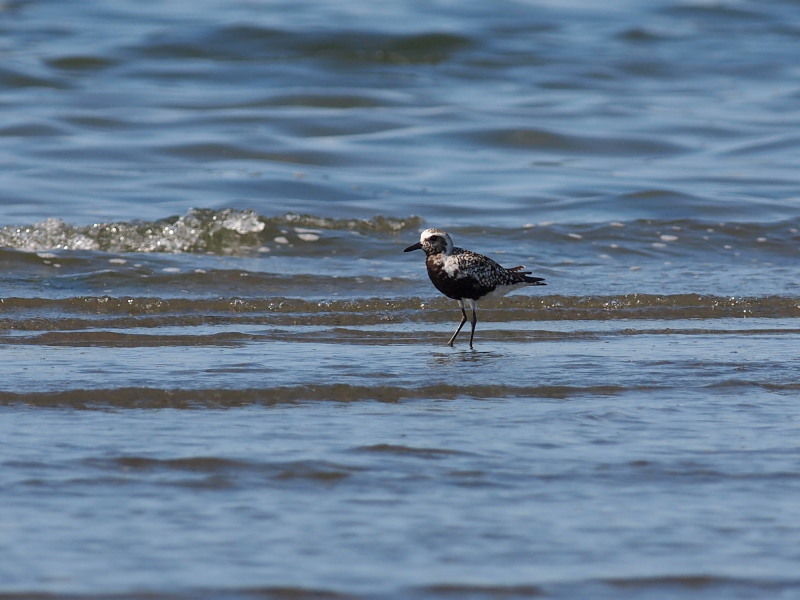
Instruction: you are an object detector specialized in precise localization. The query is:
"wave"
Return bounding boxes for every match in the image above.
[2,294,798,326]
[5,380,800,410]
[0,383,651,409]
[1,209,799,258]
[137,25,473,65]
[418,575,800,598]
[0,208,423,254]
[1,575,797,600]
[0,587,349,600]
[88,456,361,487]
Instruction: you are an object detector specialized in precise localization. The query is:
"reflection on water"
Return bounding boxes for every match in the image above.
[428,348,506,365]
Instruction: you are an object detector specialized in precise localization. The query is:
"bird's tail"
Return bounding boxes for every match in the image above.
[508,265,546,285]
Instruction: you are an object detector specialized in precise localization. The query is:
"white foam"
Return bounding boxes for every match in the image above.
[221,212,265,234]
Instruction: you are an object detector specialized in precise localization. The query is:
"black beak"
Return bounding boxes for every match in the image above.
[404,242,422,252]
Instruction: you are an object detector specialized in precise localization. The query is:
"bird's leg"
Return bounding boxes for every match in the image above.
[447,300,468,346]
[468,303,477,349]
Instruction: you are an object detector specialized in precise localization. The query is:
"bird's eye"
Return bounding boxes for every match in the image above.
[429,236,441,243]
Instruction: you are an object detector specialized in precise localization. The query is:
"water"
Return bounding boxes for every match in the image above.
[2,0,800,598]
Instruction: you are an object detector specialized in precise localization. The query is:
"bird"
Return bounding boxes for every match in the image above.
[404,227,546,348]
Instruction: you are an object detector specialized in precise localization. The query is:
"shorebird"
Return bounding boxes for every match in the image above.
[404,228,546,348]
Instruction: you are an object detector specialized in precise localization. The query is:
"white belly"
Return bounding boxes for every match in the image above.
[477,283,524,302]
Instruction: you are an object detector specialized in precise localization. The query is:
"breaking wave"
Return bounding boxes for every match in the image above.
[0,208,423,254]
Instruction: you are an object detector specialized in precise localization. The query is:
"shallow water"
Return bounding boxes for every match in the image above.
[2,0,800,598]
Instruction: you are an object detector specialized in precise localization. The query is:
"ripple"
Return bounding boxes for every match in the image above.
[135,25,473,65]
[0,383,648,409]
[45,55,118,71]
[355,444,471,458]
[464,127,689,156]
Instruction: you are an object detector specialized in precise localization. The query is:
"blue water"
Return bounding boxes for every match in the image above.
[2,1,800,598]
[4,0,800,225]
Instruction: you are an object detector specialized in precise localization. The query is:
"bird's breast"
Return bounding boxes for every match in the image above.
[442,257,465,279]
[426,254,490,301]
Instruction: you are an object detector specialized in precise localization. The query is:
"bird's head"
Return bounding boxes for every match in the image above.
[404,228,453,256]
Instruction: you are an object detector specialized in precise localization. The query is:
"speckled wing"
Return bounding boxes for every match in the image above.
[446,249,512,283]
[428,247,543,300]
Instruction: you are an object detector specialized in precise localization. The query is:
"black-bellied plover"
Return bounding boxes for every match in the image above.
[404,228,546,348]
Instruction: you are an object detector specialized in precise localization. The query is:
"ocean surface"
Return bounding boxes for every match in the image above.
[2,0,800,598]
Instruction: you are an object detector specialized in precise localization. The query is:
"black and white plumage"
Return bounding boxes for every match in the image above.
[404,227,546,348]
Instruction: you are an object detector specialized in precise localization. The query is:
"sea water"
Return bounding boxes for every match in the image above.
[1,1,799,598]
